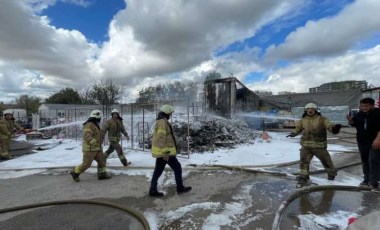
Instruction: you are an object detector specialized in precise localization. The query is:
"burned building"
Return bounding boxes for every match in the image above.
[203,77,260,118]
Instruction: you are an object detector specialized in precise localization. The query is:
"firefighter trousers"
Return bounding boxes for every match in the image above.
[299,147,337,179]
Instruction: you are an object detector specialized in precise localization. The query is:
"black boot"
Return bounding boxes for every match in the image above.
[177,186,192,194]
[70,170,80,182]
[149,188,164,197]
[121,159,131,167]
[98,172,112,180]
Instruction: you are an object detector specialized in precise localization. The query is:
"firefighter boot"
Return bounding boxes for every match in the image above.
[98,172,112,180]
[121,158,131,167]
[70,170,80,182]
[177,186,192,194]
[149,188,164,197]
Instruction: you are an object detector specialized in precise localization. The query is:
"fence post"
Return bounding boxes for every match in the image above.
[131,104,134,149]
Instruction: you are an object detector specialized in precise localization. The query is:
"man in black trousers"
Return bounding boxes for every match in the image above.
[347,97,380,190]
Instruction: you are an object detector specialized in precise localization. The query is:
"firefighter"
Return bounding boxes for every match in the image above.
[102,109,130,166]
[70,110,111,182]
[149,104,192,197]
[0,112,24,160]
[287,103,342,187]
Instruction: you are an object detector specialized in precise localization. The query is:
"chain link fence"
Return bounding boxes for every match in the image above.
[36,101,203,154]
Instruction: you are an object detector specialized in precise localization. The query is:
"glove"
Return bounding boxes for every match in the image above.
[331,124,342,134]
[286,133,296,138]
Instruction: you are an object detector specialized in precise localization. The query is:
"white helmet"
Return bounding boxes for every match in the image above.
[305,103,318,110]
[160,104,174,114]
[89,110,102,119]
[111,109,120,114]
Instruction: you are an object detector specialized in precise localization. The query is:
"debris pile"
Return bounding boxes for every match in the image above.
[171,115,260,153]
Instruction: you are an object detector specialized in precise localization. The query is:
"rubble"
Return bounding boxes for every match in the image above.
[171,115,260,153]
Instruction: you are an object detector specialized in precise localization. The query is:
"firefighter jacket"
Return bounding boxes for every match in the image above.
[292,115,334,148]
[0,119,23,140]
[102,118,128,142]
[151,118,177,158]
[82,121,103,152]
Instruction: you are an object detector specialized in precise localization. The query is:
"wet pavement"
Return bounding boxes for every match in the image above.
[1,128,380,229]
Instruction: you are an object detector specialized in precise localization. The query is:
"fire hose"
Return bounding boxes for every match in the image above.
[0,199,150,230]
[271,185,372,230]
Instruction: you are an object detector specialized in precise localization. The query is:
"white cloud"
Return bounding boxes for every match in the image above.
[248,45,380,94]
[0,0,100,100]
[1,0,380,103]
[264,0,380,62]
[1,0,300,102]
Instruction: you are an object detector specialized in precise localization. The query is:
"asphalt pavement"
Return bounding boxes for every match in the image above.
[1,128,380,229]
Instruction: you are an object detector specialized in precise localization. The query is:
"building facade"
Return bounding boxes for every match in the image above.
[309,80,367,93]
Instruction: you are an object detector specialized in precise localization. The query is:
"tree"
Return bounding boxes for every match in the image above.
[135,81,199,103]
[79,87,96,104]
[45,88,82,104]
[0,101,5,112]
[16,95,42,114]
[88,79,124,105]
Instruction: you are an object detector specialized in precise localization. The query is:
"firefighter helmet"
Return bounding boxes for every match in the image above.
[89,110,102,119]
[304,103,318,110]
[111,109,120,114]
[159,104,174,114]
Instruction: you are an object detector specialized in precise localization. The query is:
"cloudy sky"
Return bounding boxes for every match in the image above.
[1,0,380,103]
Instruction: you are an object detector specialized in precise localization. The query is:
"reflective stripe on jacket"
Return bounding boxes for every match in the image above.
[151,118,177,158]
[293,115,334,148]
[82,122,103,152]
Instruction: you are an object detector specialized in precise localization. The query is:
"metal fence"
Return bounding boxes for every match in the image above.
[35,101,203,154]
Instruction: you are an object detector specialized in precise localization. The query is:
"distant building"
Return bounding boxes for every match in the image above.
[361,87,380,108]
[38,104,101,122]
[278,91,296,95]
[253,90,273,97]
[309,80,367,93]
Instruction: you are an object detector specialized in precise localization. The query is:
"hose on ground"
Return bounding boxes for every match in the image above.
[271,185,372,230]
[0,165,227,171]
[211,160,362,179]
[0,199,150,230]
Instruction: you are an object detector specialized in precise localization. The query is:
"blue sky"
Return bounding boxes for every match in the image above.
[0,0,380,103]
[43,0,126,43]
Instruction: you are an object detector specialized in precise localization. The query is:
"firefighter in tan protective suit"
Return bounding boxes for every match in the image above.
[102,109,130,166]
[287,103,342,187]
[70,110,111,182]
[149,104,192,197]
[0,112,24,160]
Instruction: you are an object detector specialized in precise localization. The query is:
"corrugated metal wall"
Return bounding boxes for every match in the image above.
[204,78,260,118]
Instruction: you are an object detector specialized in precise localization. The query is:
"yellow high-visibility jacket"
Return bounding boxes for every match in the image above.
[151,118,177,158]
[0,119,23,140]
[293,115,334,148]
[102,118,128,142]
[82,121,103,152]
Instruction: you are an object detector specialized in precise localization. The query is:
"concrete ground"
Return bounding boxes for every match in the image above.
[1,128,380,229]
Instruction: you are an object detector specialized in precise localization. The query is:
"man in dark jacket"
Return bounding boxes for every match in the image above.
[347,97,380,189]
